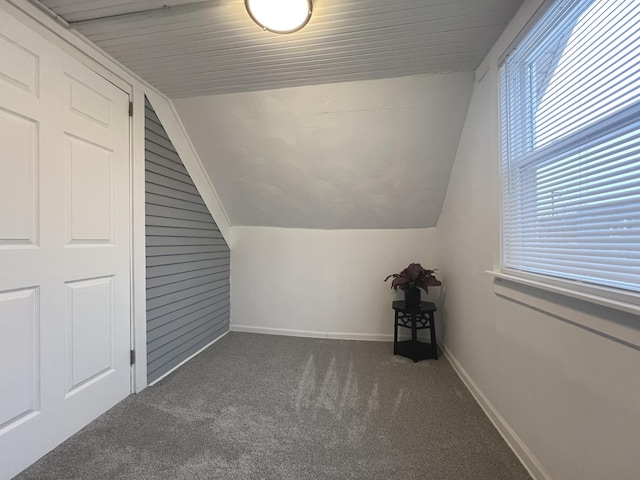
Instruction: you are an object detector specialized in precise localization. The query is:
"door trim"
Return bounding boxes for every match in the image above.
[130,92,147,392]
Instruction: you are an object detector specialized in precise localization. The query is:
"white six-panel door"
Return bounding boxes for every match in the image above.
[0,11,131,479]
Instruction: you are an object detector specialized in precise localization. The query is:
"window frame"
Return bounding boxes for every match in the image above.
[495,0,640,314]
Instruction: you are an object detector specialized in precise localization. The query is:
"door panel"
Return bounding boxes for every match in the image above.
[0,288,40,430]
[0,33,39,97]
[0,11,131,479]
[64,276,115,396]
[0,108,39,247]
[65,74,113,128]
[64,134,114,245]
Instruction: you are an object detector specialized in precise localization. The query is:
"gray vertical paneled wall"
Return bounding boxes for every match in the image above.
[145,97,230,384]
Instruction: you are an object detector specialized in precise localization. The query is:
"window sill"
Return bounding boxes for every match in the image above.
[486,269,640,350]
[486,270,640,316]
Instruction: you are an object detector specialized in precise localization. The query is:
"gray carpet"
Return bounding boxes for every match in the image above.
[16,332,531,480]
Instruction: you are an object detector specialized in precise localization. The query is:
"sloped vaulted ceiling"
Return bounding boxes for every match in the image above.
[38,0,523,228]
[174,73,474,229]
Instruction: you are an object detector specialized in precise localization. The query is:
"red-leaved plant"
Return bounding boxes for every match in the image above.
[384,263,441,293]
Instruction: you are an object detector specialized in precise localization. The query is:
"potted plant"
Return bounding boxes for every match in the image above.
[384,263,441,307]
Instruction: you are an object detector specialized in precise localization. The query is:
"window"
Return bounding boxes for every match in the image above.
[500,0,640,294]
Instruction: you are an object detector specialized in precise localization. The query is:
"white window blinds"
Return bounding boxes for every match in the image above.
[500,0,640,293]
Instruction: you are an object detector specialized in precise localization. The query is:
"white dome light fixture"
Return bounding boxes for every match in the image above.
[245,0,313,34]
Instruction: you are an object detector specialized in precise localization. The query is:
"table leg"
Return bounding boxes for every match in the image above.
[393,311,398,355]
[411,313,418,362]
[430,313,438,360]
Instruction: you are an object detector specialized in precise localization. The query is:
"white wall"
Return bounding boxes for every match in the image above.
[230,227,440,339]
[436,1,640,479]
[174,73,473,230]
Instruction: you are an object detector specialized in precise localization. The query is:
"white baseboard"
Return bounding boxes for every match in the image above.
[230,324,393,342]
[327,331,394,341]
[147,330,229,387]
[441,344,551,480]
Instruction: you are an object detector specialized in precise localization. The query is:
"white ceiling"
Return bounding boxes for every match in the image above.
[40,0,524,97]
[174,73,474,229]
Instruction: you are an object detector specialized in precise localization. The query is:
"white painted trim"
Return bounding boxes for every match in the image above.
[496,0,547,66]
[441,344,551,480]
[487,270,640,318]
[131,90,148,393]
[327,331,394,341]
[230,325,331,339]
[167,99,232,232]
[147,330,230,387]
[475,61,489,83]
[145,90,232,241]
[489,276,640,352]
[230,324,393,342]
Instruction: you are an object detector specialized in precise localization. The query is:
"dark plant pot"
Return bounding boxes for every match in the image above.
[404,287,421,308]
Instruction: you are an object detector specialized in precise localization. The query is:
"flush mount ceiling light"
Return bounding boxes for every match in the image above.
[245,0,312,34]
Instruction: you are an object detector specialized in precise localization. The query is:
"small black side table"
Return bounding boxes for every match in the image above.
[392,300,438,362]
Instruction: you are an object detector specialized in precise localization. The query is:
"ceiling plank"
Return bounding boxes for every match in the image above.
[41,0,524,96]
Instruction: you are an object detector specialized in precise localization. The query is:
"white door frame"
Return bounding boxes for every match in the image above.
[130,90,148,392]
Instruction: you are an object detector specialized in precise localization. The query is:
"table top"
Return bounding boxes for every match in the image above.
[392,300,436,312]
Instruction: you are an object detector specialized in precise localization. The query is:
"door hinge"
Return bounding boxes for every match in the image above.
[129,102,133,117]
[130,350,136,365]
